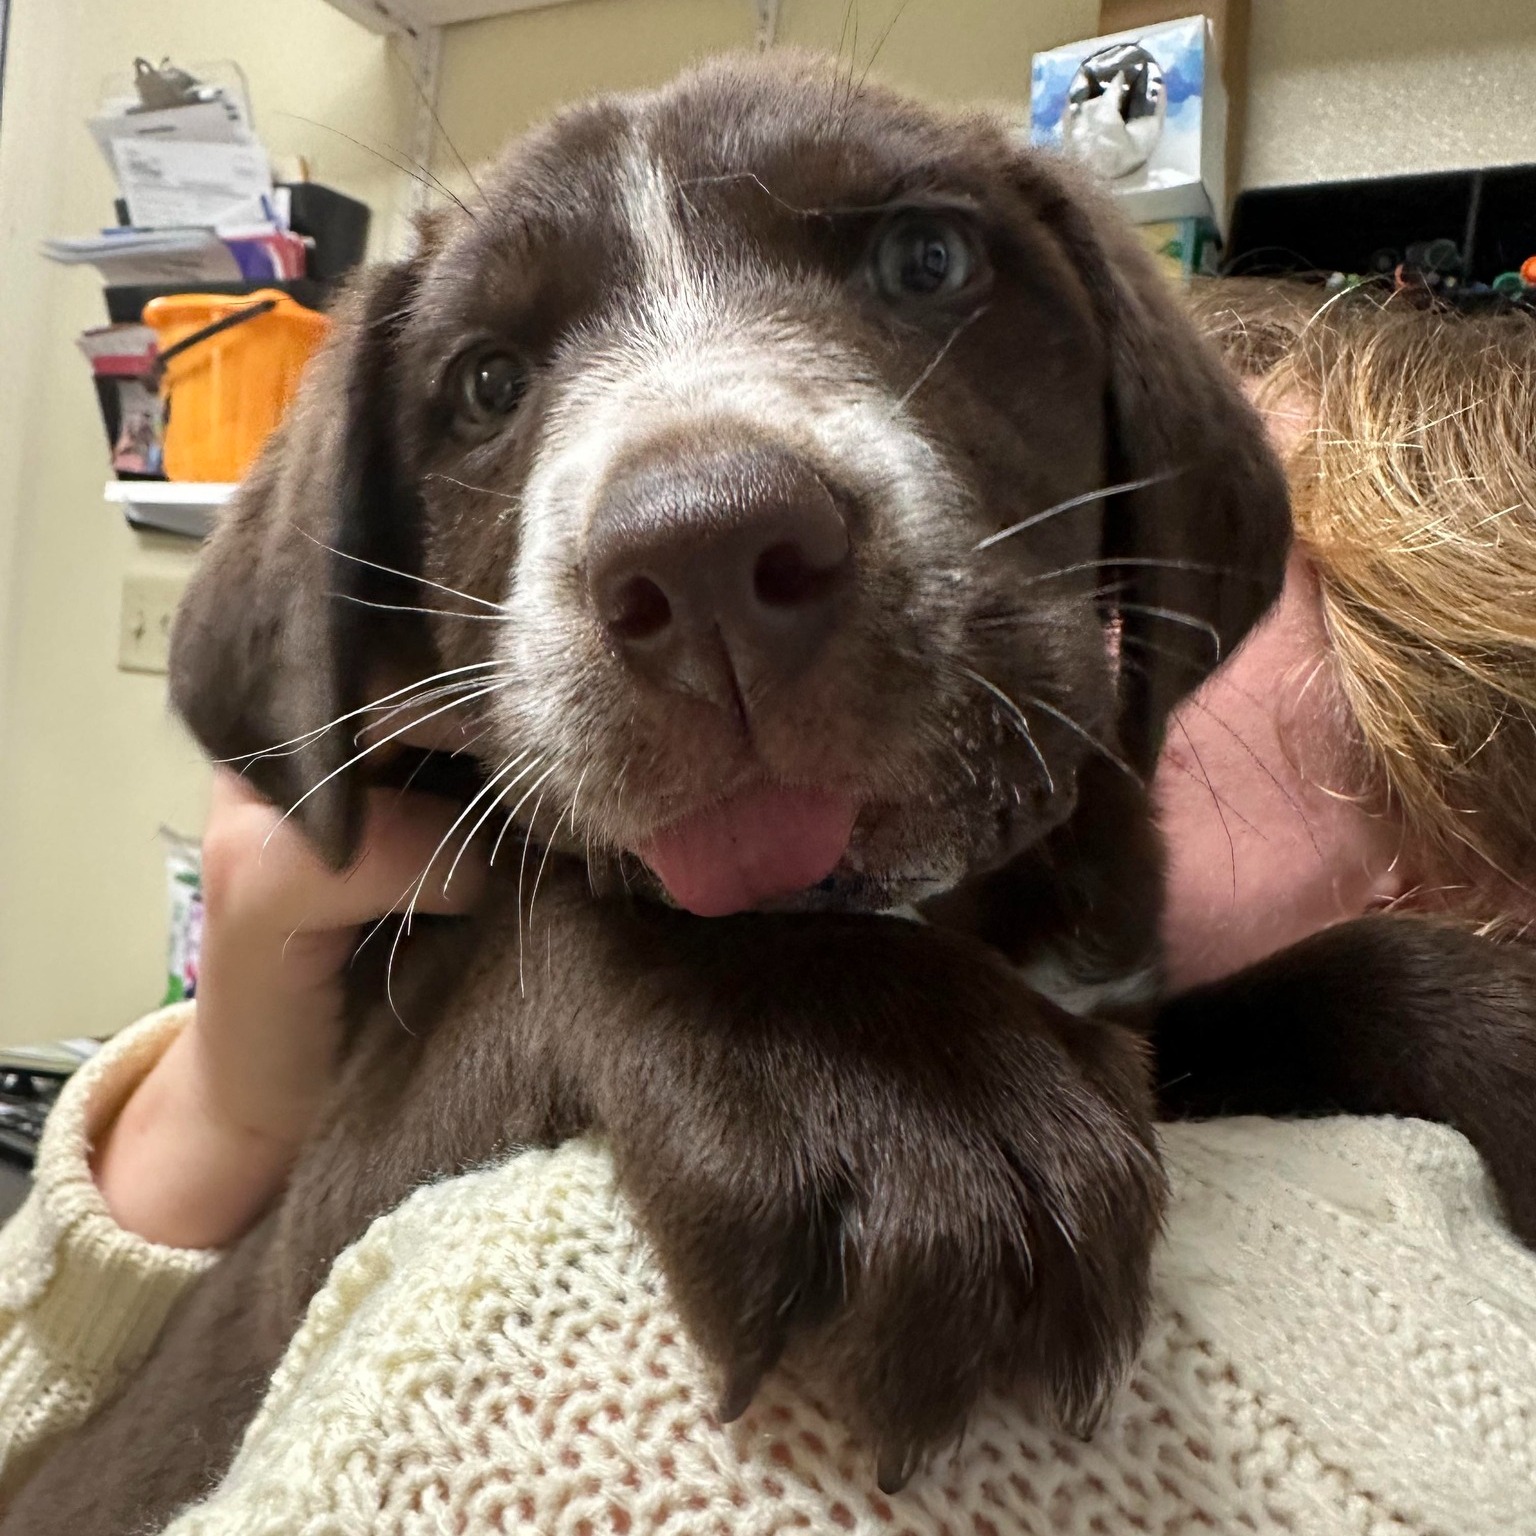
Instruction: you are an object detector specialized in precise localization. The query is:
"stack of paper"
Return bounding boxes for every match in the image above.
[91,78,272,230]
[43,229,246,284]
[44,60,308,285]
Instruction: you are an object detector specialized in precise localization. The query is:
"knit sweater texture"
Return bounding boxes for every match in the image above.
[1,1008,1534,1534]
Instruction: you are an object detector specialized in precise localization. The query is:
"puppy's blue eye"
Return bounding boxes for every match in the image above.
[873,214,974,299]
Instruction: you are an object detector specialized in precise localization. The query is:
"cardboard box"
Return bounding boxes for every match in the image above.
[76,323,164,476]
[1030,15,1229,230]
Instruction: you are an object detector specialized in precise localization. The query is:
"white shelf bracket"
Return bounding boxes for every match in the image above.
[405,23,446,223]
[753,0,780,50]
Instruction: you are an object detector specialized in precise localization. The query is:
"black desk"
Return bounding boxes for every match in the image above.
[0,1154,31,1222]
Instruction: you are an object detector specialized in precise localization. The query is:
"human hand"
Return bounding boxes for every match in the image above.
[93,765,487,1249]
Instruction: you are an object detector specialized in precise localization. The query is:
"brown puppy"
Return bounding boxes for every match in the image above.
[4,54,1289,1530]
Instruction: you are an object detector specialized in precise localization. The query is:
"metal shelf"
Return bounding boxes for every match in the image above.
[320,0,777,236]
[321,0,590,36]
[105,481,235,540]
[322,0,779,46]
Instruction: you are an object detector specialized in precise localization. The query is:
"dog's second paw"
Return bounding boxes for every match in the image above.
[606,922,1166,1488]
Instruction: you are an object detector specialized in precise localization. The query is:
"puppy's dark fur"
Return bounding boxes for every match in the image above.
[8,55,1533,1532]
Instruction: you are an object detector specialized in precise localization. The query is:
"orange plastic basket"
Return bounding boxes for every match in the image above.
[142,289,329,482]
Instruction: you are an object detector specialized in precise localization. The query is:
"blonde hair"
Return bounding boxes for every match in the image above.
[1189,280,1536,930]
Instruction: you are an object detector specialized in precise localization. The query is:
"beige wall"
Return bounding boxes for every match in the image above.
[435,0,1096,161]
[1243,0,1536,188]
[1,0,1531,1044]
[438,0,1536,194]
[0,0,418,1044]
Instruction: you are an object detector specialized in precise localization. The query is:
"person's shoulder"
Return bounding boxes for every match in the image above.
[1158,1113,1536,1364]
[1160,1112,1524,1257]
[397,1136,623,1232]
[208,1120,1536,1534]
[328,1136,639,1310]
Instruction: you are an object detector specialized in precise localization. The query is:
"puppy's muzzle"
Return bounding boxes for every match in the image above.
[586,439,853,711]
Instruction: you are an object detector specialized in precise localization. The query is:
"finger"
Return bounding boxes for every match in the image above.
[209,763,284,818]
[206,771,489,931]
[203,768,348,923]
[328,788,490,923]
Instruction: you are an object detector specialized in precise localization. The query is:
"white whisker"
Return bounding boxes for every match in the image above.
[441,752,541,895]
[514,772,559,997]
[383,754,528,1019]
[526,814,563,961]
[974,473,1176,552]
[405,759,524,927]
[225,659,502,765]
[1024,693,1140,782]
[295,526,504,610]
[517,786,548,933]
[446,716,501,760]
[567,764,590,844]
[1021,555,1265,589]
[526,762,586,940]
[490,757,545,869]
[358,674,513,744]
[262,684,503,849]
[891,305,986,415]
[958,666,1055,796]
[329,592,504,622]
[424,471,521,505]
[1115,602,1222,659]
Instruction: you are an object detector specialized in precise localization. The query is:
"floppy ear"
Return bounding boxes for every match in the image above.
[1032,166,1292,774]
[169,259,434,865]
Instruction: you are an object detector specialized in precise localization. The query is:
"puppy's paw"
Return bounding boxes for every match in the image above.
[823,1066,1165,1491]
[607,925,1165,1487]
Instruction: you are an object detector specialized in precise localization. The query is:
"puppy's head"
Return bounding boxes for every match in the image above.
[173,54,1289,916]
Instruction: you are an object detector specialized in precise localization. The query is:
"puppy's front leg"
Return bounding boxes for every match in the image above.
[1156,914,1536,1242]
[559,899,1166,1490]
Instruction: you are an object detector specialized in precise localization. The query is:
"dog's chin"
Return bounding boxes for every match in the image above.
[756,782,1078,916]
[751,867,952,916]
[615,790,1013,919]
[628,853,959,918]
[552,727,1072,918]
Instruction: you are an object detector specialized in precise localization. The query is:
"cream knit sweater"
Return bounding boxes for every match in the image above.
[1,1008,1534,1534]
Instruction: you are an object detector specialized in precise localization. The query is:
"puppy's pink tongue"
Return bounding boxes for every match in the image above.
[639,787,856,917]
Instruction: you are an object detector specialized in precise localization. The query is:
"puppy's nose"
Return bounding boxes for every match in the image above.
[586,442,851,707]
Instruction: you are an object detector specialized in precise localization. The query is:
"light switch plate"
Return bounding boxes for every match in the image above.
[119,573,184,675]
